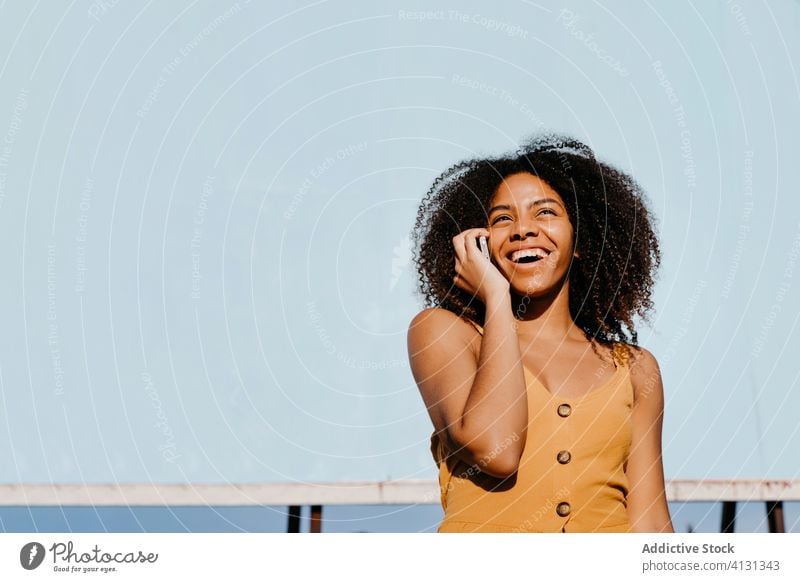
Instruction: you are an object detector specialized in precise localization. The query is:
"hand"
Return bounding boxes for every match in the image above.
[452,228,509,303]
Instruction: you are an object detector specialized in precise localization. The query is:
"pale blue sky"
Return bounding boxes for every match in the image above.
[0,0,798,500]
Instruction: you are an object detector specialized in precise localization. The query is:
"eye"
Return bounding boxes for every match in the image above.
[537,207,557,216]
[491,215,512,225]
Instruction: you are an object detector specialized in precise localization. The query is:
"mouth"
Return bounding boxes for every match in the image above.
[507,247,552,264]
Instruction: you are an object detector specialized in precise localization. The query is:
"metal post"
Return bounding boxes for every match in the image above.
[287,505,301,533]
[720,501,736,533]
[310,504,323,533]
[766,501,785,533]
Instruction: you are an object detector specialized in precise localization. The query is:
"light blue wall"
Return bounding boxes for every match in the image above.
[0,0,798,483]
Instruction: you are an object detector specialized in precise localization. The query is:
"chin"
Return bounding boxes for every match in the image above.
[511,285,549,298]
[507,272,568,298]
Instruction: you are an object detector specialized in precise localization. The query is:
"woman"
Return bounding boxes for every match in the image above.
[407,134,673,533]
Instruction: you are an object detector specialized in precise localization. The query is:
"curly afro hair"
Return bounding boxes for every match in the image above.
[411,134,660,347]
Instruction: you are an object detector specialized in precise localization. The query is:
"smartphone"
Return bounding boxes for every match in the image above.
[478,236,490,261]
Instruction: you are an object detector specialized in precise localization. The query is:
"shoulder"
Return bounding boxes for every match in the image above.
[407,308,481,359]
[626,345,661,376]
[407,307,479,341]
[624,345,663,404]
[408,306,458,328]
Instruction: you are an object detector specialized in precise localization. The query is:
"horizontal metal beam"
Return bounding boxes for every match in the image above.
[0,479,798,507]
[666,479,800,502]
[0,481,440,506]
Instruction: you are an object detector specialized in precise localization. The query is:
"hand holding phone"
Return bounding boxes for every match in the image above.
[451,230,509,301]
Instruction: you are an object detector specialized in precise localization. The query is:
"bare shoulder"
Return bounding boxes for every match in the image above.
[625,345,663,404]
[406,308,483,444]
[627,345,660,372]
[407,307,480,350]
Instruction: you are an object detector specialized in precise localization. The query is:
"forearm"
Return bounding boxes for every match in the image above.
[629,505,674,533]
[455,292,528,472]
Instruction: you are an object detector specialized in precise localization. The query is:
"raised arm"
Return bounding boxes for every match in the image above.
[626,347,674,532]
[408,227,529,477]
[407,297,528,478]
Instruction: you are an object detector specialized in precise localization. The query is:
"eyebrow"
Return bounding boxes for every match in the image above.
[488,197,564,215]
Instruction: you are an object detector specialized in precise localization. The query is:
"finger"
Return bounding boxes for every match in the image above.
[457,229,471,259]
[466,228,491,241]
[452,273,467,292]
[451,232,466,263]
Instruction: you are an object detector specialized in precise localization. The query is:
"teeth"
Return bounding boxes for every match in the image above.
[511,248,549,262]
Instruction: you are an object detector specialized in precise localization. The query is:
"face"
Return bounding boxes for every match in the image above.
[487,172,576,296]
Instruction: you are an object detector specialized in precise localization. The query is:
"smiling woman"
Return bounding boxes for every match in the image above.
[407,134,673,533]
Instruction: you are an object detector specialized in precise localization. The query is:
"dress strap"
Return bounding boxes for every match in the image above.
[465,318,484,335]
[611,342,632,368]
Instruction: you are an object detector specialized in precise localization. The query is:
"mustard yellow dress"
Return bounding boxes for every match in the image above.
[431,319,633,533]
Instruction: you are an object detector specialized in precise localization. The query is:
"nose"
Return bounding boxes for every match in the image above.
[511,215,539,240]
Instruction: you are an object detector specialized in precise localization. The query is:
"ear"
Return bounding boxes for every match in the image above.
[573,250,580,259]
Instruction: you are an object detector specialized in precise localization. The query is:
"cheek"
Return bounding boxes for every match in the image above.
[542,221,574,246]
[487,230,503,255]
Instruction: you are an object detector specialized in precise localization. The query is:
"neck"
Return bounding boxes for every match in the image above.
[509,281,581,342]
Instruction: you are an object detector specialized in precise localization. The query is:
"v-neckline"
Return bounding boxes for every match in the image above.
[521,362,624,402]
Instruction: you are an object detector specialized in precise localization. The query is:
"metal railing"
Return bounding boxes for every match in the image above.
[2,479,797,533]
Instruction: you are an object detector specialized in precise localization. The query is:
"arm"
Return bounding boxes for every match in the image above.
[407,299,528,477]
[625,347,674,532]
